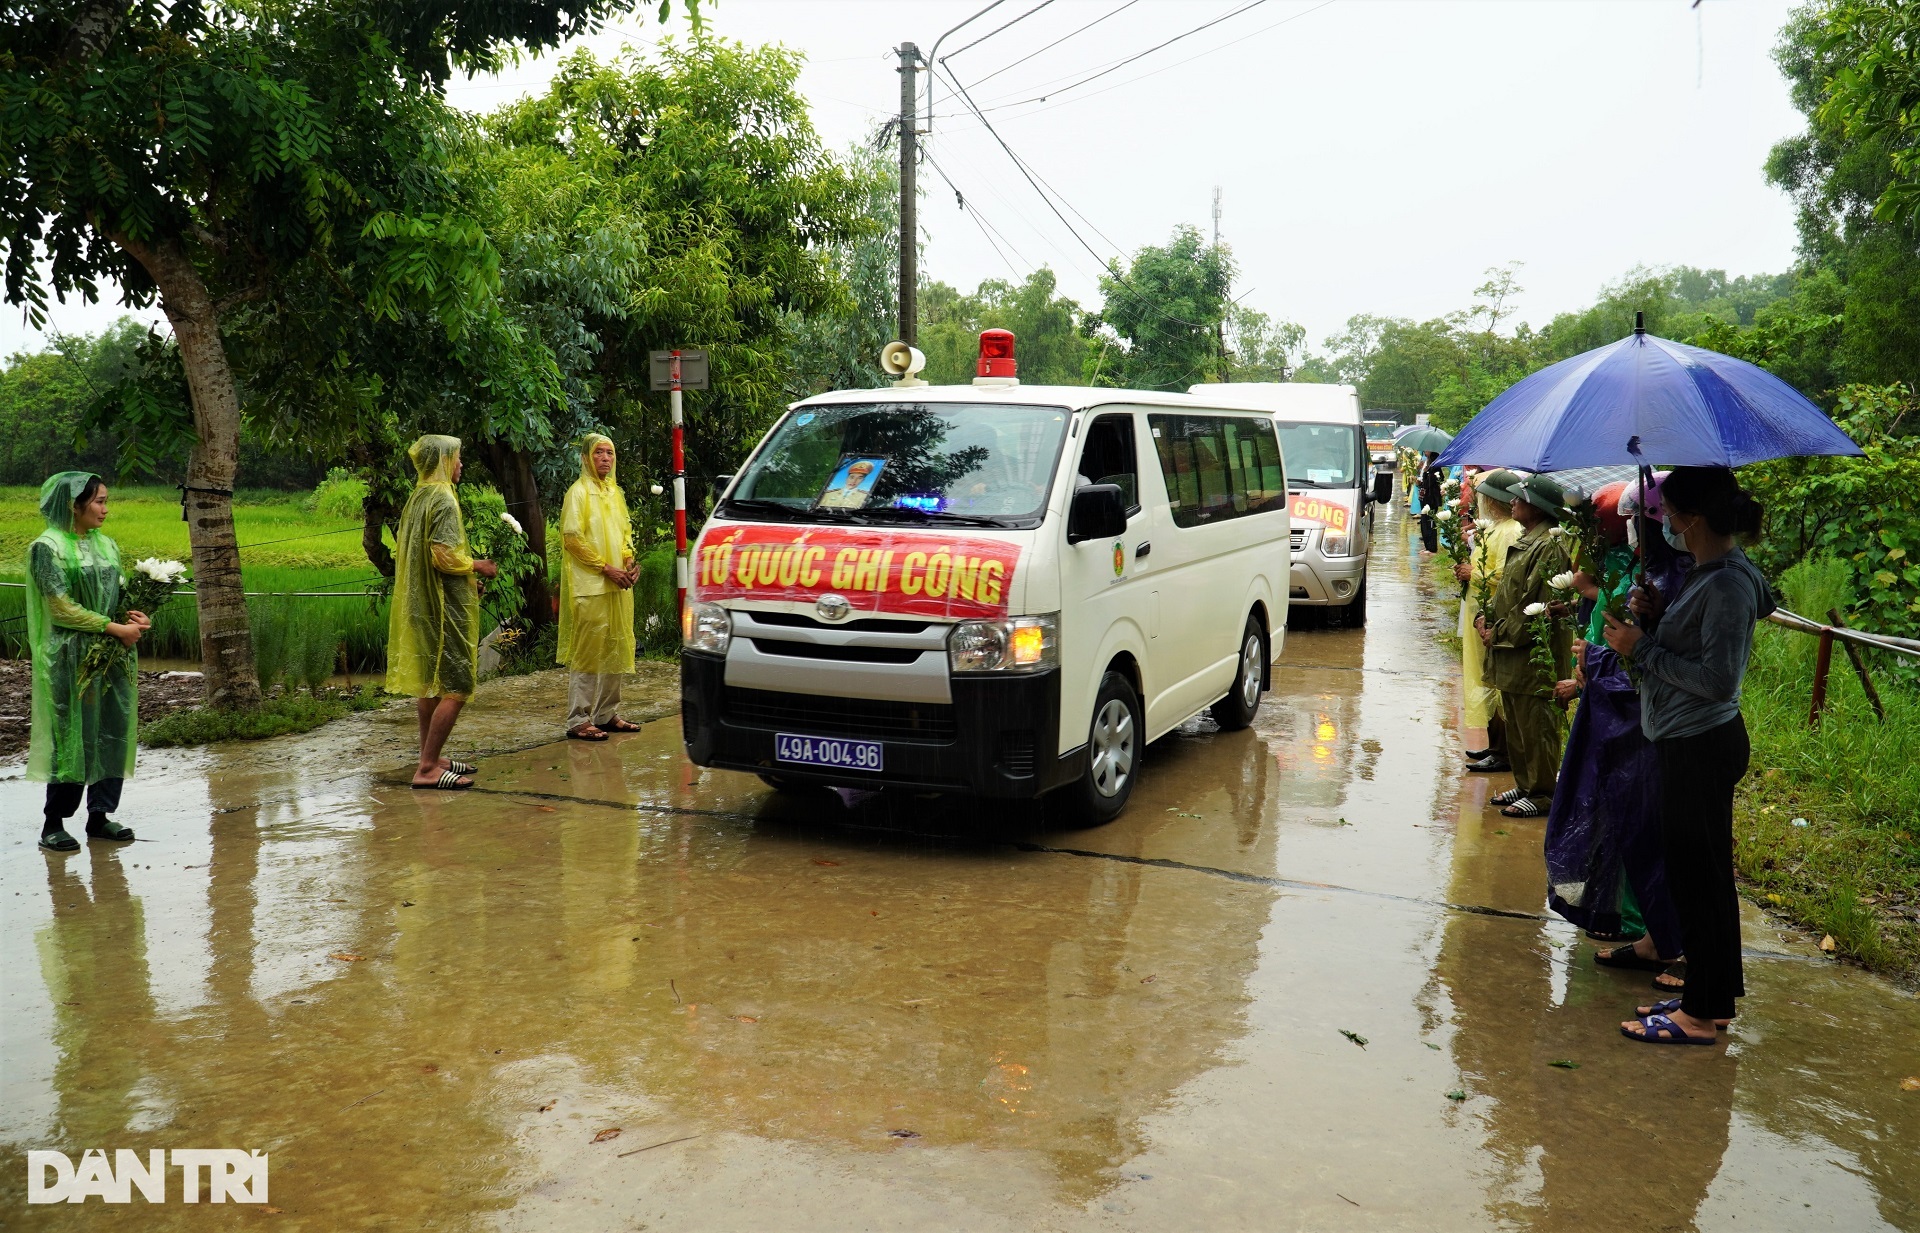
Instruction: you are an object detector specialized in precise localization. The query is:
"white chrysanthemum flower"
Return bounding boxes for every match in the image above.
[645,614,662,631]
[1475,519,1494,532]
[1549,572,1576,591]
[1434,509,1453,522]
[1524,602,1548,617]
[649,483,665,496]
[1547,525,1567,537]
[500,512,524,535]
[134,558,188,583]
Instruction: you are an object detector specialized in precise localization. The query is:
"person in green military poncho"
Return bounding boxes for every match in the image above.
[26,472,149,853]
[386,436,496,790]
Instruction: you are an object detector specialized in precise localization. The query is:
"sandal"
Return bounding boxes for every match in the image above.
[446,760,478,776]
[1466,757,1512,773]
[411,770,474,791]
[1637,998,1731,1028]
[85,818,136,842]
[567,726,609,742]
[1620,1012,1717,1046]
[1652,960,1688,993]
[38,829,80,854]
[601,717,643,733]
[1500,796,1547,818]
[1586,929,1643,944]
[1490,787,1526,807]
[1594,944,1672,973]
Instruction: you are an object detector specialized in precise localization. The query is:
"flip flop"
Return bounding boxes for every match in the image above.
[1637,998,1731,1028]
[411,770,474,791]
[38,830,80,854]
[1594,945,1672,973]
[85,819,136,842]
[601,718,643,733]
[567,727,609,742]
[1620,1012,1717,1045]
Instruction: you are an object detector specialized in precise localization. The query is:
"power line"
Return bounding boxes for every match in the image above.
[966,0,1144,90]
[923,151,1030,278]
[942,0,1059,65]
[983,0,1274,111]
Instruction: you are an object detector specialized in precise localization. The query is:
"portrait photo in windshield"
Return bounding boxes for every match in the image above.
[731,403,1070,523]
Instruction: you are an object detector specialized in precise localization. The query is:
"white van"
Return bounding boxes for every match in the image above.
[680,337,1291,824]
[1187,382,1389,627]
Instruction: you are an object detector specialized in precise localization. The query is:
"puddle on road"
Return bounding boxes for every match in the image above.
[2,507,1914,1231]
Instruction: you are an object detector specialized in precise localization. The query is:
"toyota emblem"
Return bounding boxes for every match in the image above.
[816,594,852,622]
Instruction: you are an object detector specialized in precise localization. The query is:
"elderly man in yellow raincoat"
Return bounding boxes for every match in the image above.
[559,434,638,741]
[387,435,496,789]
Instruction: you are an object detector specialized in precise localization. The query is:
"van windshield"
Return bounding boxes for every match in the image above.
[725,401,1071,526]
[1277,422,1361,488]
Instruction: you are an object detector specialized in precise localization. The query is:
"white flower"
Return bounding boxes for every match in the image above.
[1434,508,1453,522]
[1524,602,1548,617]
[649,483,665,496]
[1547,525,1567,537]
[645,613,662,631]
[500,512,524,536]
[1475,519,1494,532]
[1549,572,1576,591]
[134,558,188,584]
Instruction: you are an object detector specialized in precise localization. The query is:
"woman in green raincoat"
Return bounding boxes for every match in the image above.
[26,472,148,852]
[559,434,638,740]
[386,436,496,790]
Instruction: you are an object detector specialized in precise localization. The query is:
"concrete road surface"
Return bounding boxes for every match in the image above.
[3,504,1915,1231]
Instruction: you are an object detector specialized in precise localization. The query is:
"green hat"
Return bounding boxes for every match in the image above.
[1511,474,1570,520]
[1474,469,1523,505]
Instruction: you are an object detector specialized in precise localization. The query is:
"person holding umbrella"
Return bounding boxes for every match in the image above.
[1603,466,1773,1046]
[1457,469,1525,768]
[1475,474,1573,819]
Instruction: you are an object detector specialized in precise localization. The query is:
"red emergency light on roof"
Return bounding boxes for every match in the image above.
[977,329,1017,378]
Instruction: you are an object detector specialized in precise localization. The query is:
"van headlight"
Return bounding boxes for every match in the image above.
[948,613,1059,673]
[682,601,732,655]
[1321,531,1351,557]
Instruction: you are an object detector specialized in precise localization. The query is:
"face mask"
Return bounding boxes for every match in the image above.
[1662,516,1688,552]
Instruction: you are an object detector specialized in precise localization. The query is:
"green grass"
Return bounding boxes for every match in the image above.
[140,687,389,748]
[0,484,376,571]
[1733,558,1920,983]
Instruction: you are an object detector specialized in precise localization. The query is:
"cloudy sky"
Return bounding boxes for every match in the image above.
[5,0,1809,360]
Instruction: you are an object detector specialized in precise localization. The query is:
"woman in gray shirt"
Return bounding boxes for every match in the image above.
[1603,466,1773,1046]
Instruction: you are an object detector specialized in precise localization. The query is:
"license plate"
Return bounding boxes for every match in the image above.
[775,733,883,773]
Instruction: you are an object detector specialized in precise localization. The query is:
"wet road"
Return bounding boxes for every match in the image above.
[3,504,1916,1231]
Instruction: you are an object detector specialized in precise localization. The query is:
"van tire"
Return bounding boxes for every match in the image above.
[1336,578,1368,627]
[1056,670,1142,826]
[1210,614,1266,731]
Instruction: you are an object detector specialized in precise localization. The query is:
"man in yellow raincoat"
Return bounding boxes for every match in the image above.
[387,436,496,789]
[559,434,638,740]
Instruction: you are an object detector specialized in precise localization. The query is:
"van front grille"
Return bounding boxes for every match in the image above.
[744,611,933,635]
[747,639,925,665]
[720,687,956,743]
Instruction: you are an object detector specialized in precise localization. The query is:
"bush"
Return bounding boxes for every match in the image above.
[141,688,386,748]
[636,543,680,657]
[306,467,367,521]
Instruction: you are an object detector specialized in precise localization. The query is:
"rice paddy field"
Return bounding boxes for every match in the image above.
[0,485,390,675]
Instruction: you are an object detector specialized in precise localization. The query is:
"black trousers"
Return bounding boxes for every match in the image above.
[44,778,125,822]
[1656,717,1750,1020]
[1419,514,1438,552]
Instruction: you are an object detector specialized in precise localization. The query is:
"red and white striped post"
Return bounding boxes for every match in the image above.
[671,349,688,613]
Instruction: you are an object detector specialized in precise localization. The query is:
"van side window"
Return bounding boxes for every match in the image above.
[1150,414,1286,528]
[1078,414,1139,512]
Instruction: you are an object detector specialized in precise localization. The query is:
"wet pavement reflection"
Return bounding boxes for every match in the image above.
[3,503,1915,1231]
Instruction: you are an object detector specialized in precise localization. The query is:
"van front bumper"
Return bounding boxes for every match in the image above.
[1288,553,1367,606]
[680,652,1076,798]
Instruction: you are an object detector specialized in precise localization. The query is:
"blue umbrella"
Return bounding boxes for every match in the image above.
[1434,321,1863,470]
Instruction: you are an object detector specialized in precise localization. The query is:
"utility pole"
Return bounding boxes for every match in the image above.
[897,42,920,346]
[1212,186,1229,381]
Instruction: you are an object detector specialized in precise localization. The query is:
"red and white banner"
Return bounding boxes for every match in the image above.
[1288,493,1354,535]
[692,525,1020,619]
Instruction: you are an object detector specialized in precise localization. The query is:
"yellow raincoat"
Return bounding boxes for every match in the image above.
[1460,515,1522,729]
[386,435,480,699]
[558,434,636,674]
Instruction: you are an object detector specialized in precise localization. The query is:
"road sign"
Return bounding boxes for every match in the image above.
[650,350,709,391]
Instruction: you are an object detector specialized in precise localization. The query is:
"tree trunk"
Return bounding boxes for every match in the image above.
[478,442,553,628]
[108,230,262,709]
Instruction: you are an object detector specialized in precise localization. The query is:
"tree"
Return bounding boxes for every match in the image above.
[0,0,673,706]
[918,268,1091,387]
[1089,225,1233,391]
[1816,0,1920,232]
[1222,306,1305,383]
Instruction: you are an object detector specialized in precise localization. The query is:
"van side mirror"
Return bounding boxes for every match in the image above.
[1067,483,1128,544]
[1371,472,1393,504]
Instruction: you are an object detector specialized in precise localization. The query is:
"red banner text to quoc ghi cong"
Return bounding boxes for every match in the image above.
[693,526,1020,619]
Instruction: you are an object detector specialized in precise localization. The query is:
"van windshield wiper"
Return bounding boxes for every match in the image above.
[858,507,1012,528]
[720,497,805,521]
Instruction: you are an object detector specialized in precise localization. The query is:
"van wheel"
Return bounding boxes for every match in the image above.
[1057,671,1142,825]
[1335,578,1368,628]
[1286,603,1322,630]
[1210,614,1266,731]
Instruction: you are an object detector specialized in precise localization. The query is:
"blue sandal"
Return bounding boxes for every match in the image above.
[1621,1012,1717,1045]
